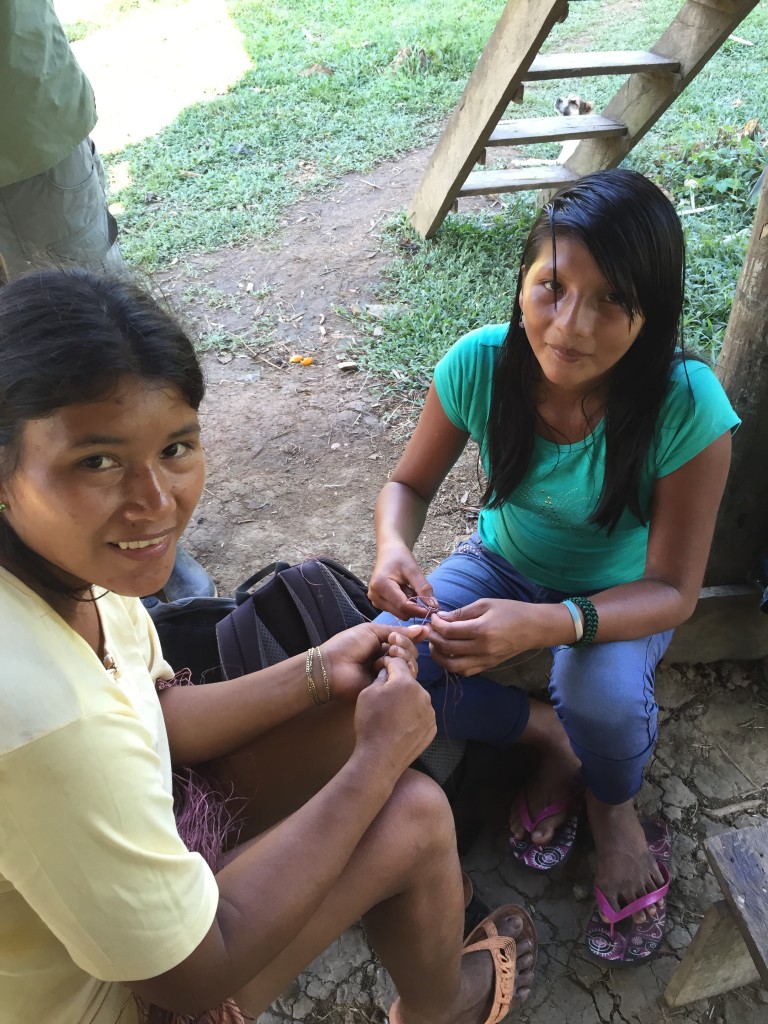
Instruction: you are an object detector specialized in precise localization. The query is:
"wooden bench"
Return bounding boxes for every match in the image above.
[665,823,768,1006]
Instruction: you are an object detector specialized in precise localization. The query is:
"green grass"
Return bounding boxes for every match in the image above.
[348,0,768,383]
[66,0,767,374]
[95,0,507,267]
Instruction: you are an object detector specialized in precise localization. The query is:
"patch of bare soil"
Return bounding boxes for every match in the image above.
[157,148,491,593]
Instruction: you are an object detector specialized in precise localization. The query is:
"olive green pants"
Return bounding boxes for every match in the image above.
[0,137,125,279]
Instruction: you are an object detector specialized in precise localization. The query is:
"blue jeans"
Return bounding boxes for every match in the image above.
[375,535,673,804]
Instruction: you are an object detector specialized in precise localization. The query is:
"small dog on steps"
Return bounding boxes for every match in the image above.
[554,94,595,163]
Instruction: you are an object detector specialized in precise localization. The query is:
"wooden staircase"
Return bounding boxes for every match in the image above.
[409,0,760,238]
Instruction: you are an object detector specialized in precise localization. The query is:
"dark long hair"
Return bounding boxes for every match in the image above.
[484,168,686,532]
[0,268,205,594]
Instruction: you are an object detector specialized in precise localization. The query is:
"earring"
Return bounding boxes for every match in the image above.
[519,314,525,330]
[0,502,7,513]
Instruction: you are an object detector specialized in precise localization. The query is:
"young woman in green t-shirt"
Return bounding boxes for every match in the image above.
[370,169,738,965]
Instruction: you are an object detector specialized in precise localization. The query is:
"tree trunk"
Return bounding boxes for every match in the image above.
[706,169,768,585]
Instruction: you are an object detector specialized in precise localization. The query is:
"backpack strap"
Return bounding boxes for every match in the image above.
[280,561,358,640]
[234,561,291,605]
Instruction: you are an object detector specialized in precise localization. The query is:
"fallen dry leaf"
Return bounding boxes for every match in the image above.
[740,117,760,140]
[300,63,334,76]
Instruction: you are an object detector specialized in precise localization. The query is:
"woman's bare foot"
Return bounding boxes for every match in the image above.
[508,699,582,846]
[587,794,666,924]
[396,909,536,1024]
[454,909,535,1024]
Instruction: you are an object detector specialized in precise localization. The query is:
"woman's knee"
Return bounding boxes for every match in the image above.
[380,769,457,865]
[550,644,658,760]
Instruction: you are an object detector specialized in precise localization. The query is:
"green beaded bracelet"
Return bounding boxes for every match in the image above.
[563,595,599,647]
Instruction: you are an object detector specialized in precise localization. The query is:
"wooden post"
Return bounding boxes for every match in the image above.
[407,0,568,239]
[664,900,760,1007]
[706,167,768,585]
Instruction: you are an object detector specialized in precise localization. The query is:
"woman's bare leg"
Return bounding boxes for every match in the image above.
[231,770,534,1022]
[205,700,357,840]
[203,709,534,1023]
[586,793,666,925]
[507,698,582,844]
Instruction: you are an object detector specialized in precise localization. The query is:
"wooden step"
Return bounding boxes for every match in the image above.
[459,165,577,198]
[524,50,681,80]
[706,824,768,984]
[488,114,626,146]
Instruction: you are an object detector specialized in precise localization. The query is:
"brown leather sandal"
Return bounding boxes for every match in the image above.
[389,903,537,1024]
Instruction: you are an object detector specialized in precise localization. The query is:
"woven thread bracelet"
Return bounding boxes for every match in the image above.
[305,648,322,706]
[563,596,599,647]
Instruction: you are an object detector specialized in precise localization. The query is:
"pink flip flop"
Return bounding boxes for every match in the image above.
[509,790,581,871]
[585,818,672,966]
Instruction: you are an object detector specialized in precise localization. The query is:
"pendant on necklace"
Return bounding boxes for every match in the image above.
[103,651,120,678]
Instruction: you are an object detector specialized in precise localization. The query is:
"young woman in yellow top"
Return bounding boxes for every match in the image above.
[0,269,535,1023]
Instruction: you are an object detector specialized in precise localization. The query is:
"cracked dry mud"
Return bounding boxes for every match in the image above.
[158,153,768,1024]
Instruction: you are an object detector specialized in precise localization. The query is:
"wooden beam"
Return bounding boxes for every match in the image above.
[408,0,569,238]
[664,900,760,1007]
[664,585,768,662]
[524,50,680,79]
[706,166,768,584]
[706,825,768,985]
[459,165,577,197]
[488,114,626,146]
[549,0,760,185]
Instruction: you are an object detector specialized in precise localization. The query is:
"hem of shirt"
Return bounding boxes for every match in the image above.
[0,116,98,188]
[480,535,642,595]
[78,865,219,983]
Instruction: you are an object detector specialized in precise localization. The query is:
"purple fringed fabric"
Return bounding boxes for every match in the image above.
[134,671,252,1024]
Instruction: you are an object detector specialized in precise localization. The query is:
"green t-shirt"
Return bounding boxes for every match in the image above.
[434,323,740,592]
[0,1,96,186]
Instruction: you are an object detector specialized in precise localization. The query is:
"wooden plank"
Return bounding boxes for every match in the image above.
[459,165,577,197]
[664,900,760,1007]
[524,50,680,79]
[471,584,767,689]
[665,585,768,663]
[553,0,760,184]
[707,169,768,585]
[408,0,569,238]
[488,114,626,146]
[706,825,768,984]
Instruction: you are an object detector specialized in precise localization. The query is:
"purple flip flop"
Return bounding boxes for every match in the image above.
[585,818,673,966]
[509,790,581,871]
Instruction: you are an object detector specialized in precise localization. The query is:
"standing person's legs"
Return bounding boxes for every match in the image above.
[0,137,124,278]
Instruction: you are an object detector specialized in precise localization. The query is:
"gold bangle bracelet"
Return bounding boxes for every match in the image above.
[314,646,331,702]
[305,648,321,706]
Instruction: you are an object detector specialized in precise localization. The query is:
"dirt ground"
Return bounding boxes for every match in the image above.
[158,147,492,592]
[154,152,768,1024]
